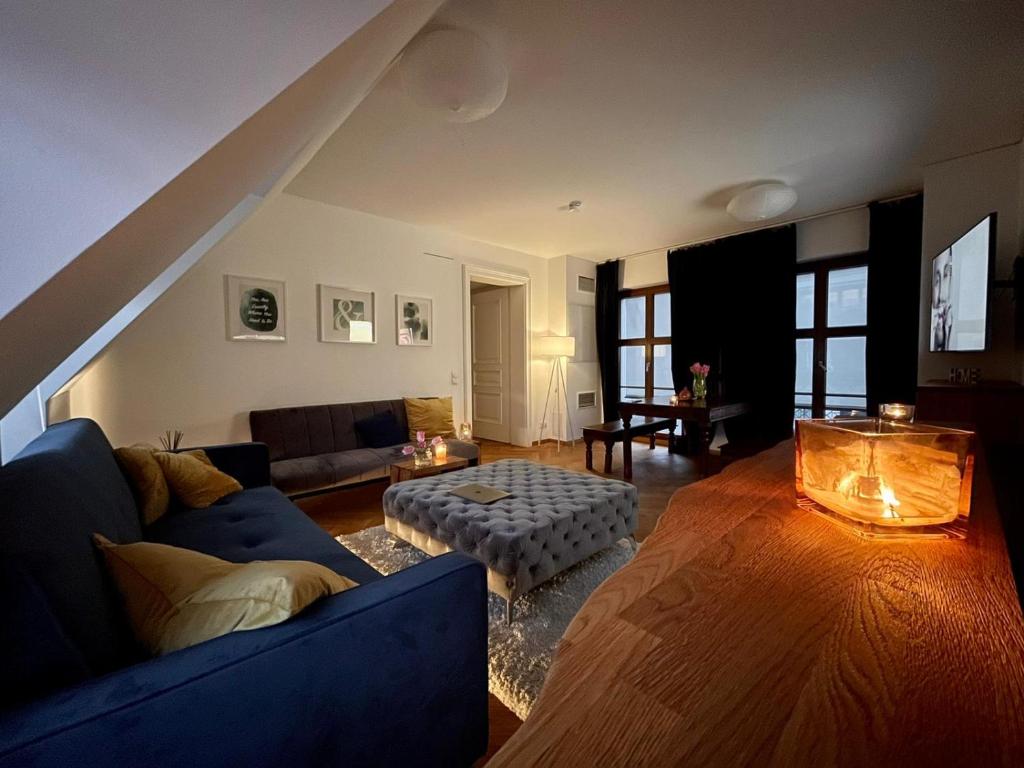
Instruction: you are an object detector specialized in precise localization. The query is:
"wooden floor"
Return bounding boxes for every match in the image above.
[297,438,702,766]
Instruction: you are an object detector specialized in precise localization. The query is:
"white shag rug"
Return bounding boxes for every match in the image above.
[337,526,635,720]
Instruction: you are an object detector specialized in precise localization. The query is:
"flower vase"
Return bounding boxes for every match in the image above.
[692,375,707,400]
[414,447,432,467]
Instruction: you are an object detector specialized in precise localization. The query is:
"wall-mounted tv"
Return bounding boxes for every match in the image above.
[929,213,996,352]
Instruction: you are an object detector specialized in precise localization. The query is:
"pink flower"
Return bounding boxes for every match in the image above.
[416,430,425,443]
[689,361,710,377]
[431,436,444,446]
[402,445,415,456]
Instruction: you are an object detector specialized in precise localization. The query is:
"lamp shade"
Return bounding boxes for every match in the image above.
[536,336,576,357]
[726,182,798,222]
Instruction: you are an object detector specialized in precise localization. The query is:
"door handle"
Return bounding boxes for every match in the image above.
[817,361,828,372]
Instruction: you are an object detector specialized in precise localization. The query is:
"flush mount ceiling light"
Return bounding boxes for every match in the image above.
[726,182,798,222]
[398,28,509,123]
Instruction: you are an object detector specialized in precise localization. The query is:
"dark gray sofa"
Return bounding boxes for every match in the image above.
[249,399,479,496]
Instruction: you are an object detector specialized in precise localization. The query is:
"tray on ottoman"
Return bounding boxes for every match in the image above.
[382,459,638,622]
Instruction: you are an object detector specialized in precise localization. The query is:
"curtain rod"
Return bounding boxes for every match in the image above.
[615,191,921,263]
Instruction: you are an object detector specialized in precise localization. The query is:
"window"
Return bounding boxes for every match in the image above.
[795,258,868,422]
[619,285,672,403]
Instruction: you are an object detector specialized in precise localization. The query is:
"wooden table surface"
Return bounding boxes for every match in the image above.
[488,442,1024,767]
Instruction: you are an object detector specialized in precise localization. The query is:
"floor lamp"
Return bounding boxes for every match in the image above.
[537,335,576,451]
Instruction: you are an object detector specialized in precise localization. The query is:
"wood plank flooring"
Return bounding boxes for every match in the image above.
[296,438,702,766]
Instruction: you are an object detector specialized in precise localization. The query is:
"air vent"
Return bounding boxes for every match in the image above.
[577,275,596,294]
[577,391,597,409]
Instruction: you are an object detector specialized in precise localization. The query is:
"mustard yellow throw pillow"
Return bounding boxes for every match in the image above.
[152,450,242,508]
[114,444,171,525]
[404,396,455,440]
[93,535,356,656]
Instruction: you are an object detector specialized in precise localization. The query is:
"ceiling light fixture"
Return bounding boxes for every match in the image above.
[567,200,583,212]
[398,29,509,123]
[726,182,798,222]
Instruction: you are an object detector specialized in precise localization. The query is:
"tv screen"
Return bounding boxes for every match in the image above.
[929,213,995,352]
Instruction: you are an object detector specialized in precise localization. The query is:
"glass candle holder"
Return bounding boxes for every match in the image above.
[458,423,472,441]
[433,441,448,462]
[795,418,974,539]
[880,403,916,422]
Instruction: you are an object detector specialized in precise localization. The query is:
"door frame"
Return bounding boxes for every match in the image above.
[462,264,532,446]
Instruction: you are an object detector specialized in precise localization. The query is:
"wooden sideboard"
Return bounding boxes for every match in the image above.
[488,442,1024,766]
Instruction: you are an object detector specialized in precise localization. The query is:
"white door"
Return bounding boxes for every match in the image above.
[471,286,511,443]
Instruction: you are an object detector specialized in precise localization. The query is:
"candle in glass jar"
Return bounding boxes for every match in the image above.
[434,441,448,462]
[669,394,679,406]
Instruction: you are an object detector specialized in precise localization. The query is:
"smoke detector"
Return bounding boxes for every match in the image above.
[567,200,583,213]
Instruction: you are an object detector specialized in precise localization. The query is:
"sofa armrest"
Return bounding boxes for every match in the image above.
[0,553,488,768]
[178,442,270,488]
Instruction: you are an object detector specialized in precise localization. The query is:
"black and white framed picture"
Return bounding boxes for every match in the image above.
[225,275,286,341]
[318,285,375,343]
[396,294,432,346]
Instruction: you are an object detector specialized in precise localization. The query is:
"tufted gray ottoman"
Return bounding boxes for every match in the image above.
[382,459,638,622]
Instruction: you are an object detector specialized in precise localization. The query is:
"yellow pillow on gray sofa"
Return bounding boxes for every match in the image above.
[404,396,455,440]
[93,535,357,656]
[152,450,242,508]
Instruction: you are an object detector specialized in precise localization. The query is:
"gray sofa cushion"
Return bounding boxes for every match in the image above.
[382,459,637,594]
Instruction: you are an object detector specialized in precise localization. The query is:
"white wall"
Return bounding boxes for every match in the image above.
[917,142,1023,384]
[68,193,550,447]
[620,209,872,290]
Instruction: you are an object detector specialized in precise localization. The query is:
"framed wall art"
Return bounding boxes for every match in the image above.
[318,284,376,343]
[225,275,286,341]
[396,295,433,346]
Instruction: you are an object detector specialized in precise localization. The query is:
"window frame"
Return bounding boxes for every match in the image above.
[618,284,672,400]
[795,253,869,418]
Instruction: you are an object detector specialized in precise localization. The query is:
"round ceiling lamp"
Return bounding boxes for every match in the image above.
[398,29,509,123]
[726,182,798,222]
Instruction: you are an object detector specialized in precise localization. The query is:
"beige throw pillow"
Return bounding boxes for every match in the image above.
[93,535,357,656]
[152,450,242,508]
[114,444,171,525]
[404,396,455,440]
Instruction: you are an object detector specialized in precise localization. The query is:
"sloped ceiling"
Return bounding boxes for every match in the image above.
[286,0,1024,260]
[0,0,445,417]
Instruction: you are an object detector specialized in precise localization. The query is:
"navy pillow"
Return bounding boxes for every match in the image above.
[354,411,406,448]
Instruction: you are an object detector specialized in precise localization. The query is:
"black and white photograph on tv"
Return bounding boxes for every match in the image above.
[930,214,994,352]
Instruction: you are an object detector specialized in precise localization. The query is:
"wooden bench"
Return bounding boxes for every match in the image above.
[582,417,675,473]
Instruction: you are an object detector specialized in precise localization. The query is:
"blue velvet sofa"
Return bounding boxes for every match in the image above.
[0,419,488,768]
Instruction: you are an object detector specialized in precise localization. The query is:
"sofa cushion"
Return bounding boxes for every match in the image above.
[404,396,455,440]
[153,450,242,508]
[94,535,356,656]
[269,455,335,495]
[145,486,382,586]
[322,448,396,485]
[0,419,143,674]
[114,444,171,525]
[0,563,91,710]
[354,411,406,448]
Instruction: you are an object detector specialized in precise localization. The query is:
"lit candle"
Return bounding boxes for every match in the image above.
[433,441,448,462]
[669,395,679,406]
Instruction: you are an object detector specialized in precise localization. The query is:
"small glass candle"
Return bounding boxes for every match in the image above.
[458,423,472,441]
[669,394,679,406]
[880,403,915,422]
[433,441,448,462]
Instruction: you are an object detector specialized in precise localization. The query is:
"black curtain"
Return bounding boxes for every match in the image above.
[866,194,923,414]
[595,260,621,422]
[668,225,797,443]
